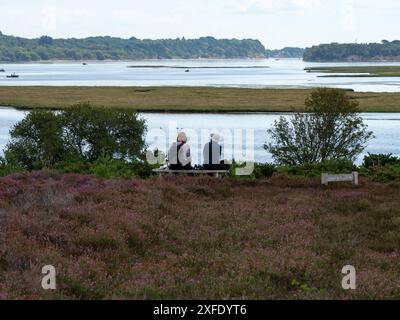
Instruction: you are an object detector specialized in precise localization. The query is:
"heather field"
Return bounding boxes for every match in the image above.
[0,171,399,300]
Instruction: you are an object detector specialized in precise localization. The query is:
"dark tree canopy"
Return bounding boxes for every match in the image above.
[304,41,400,62]
[265,88,374,165]
[38,36,54,46]
[6,103,147,170]
[0,33,267,62]
[266,47,304,58]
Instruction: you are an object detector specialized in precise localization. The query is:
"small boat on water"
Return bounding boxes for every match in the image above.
[6,73,19,78]
[185,69,190,72]
[0,69,5,72]
[82,62,87,65]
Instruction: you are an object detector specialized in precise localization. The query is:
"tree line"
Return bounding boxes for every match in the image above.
[303,40,400,62]
[266,47,304,59]
[0,32,267,62]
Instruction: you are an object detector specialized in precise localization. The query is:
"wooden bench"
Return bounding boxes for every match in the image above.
[153,169,229,178]
[321,172,359,186]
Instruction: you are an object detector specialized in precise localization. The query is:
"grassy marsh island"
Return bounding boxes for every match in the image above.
[305,66,400,77]
[1,86,400,112]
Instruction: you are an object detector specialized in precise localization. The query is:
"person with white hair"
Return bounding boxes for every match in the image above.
[203,133,223,170]
[168,132,193,170]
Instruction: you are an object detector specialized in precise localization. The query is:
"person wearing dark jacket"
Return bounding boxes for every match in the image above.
[203,133,224,170]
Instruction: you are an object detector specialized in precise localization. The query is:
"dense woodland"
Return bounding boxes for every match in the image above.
[4,32,399,63]
[303,40,400,62]
[266,47,304,58]
[0,32,308,62]
[0,32,268,61]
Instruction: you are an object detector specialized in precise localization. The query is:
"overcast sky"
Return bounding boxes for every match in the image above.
[1,0,399,49]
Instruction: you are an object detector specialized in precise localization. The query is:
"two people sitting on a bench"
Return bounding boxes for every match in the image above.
[168,132,227,171]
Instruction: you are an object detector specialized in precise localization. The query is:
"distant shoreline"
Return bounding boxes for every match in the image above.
[4,57,400,64]
[0,58,275,65]
[306,66,400,77]
[303,41,400,62]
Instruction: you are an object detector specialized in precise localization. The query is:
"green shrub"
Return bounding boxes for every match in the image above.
[363,153,400,169]
[53,156,159,179]
[227,161,276,179]
[253,163,277,178]
[89,156,134,179]
[60,103,147,162]
[5,103,147,170]
[131,161,159,179]
[277,160,357,177]
[0,156,25,177]
[54,158,91,174]
[266,88,373,165]
[5,110,65,170]
[362,165,400,183]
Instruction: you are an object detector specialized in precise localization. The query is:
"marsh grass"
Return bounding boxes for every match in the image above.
[1,86,400,112]
[306,66,400,77]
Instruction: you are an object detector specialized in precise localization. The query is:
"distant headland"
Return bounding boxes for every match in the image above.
[303,40,400,62]
[0,32,270,62]
[0,32,305,62]
[2,31,399,63]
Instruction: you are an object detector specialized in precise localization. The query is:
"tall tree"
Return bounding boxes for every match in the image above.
[265,88,374,165]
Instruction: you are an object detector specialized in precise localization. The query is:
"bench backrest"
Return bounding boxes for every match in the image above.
[321,172,359,185]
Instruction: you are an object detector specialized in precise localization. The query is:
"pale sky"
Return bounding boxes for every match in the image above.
[1,0,399,49]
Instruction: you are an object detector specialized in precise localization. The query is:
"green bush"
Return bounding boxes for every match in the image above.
[363,153,400,169]
[131,161,159,179]
[5,103,147,170]
[361,165,400,183]
[54,155,159,179]
[0,156,25,177]
[54,158,91,175]
[253,163,277,179]
[266,88,373,165]
[227,161,276,179]
[60,103,147,162]
[277,160,357,177]
[373,166,400,182]
[89,156,135,179]
[5,110,65,170]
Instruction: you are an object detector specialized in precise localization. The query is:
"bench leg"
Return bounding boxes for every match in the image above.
[352,172,359,185]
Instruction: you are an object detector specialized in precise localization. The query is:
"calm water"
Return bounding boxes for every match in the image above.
[1,107,399,165]
[1,59,400,92]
